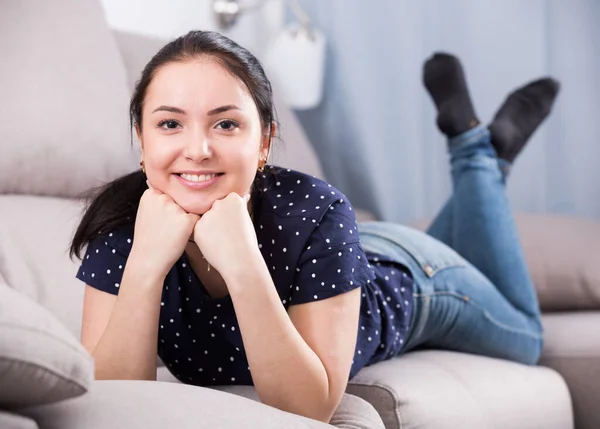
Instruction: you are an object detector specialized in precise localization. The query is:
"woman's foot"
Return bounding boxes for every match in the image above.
[423,52,480,138]
[489,78,560,163]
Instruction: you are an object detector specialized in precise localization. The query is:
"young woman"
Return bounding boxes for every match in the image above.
[71,31,559,423]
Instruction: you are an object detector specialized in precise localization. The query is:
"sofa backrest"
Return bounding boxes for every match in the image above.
[0,0,138,199]
[0,0,328,339]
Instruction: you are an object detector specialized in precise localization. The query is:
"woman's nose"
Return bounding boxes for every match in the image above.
[183,132,212,161]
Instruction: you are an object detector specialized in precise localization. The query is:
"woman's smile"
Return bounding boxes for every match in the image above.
[174,172,224,189]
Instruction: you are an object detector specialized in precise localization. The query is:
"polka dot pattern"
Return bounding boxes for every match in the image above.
[75,165,414,385]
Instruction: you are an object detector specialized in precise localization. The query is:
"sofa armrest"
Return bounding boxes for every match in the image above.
[21,380,336,429]
[0,411,38,429]
[157,366,385,428]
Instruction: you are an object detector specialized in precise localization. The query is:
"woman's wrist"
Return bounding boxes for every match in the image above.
[221,247,267,287]
[128,246,170,284]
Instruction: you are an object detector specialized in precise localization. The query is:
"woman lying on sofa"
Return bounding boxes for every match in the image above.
[70,31,559,423]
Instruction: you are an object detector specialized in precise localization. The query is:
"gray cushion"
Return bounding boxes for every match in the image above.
[157,366,385,429]
[347,350,573,429]
[541,312,600,429]
[0,411,38,429]
[0,283,93,409]
[0,0,137,198]
[21,380,335,429]
[412,214,600,312]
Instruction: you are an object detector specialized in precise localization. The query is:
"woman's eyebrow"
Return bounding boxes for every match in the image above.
[207,105,242,116]
[152,105,186,115]
[151,105,242,116]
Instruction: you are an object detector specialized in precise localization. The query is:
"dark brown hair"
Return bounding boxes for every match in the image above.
[69,30,277,260]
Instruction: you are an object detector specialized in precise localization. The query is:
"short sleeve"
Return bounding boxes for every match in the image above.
[75,234,129,295]
[290,198,376,305]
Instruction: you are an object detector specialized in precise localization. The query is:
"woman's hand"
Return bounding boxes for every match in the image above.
[192,192,260,277]
[129,180,200,280]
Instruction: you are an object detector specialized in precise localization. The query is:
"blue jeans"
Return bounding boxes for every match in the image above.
[357,125,543,365]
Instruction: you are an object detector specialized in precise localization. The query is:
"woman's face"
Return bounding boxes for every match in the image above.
[139,58,269,215]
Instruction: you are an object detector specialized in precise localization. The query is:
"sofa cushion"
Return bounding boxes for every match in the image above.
[0,412,38,429]
[0,0,137,198]
[21,380,336,429]
[157,366,385,429]
[412,214,600,312]
[0,282,93,409]
[347,350,572,429]
[541,312,600,429]
[0,196,86,339]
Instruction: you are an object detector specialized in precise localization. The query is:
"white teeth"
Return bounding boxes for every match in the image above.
[180,173,218,183]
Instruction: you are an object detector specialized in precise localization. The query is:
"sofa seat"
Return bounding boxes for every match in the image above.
[540,312,600,429]
[346,349,572,429]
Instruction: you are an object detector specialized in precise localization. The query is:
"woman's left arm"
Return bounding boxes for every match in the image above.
[222,252,361,423]
[194,192,361,422]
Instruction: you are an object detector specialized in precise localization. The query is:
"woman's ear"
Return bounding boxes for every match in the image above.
[135,124,143,150]
[260,122,277,162]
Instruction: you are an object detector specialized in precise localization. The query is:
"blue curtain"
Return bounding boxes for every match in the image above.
[290,0,600,222]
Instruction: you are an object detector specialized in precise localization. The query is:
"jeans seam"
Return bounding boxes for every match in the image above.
[410,295,431,344]
[467,300,543,340]
[418,292,543,340]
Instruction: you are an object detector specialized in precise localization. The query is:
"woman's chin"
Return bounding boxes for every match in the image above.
[185,205,211,216]
[175,200,212,216]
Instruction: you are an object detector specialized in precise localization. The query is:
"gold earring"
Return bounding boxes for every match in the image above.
[258,150,269,173]
[201,254,211,272]
[140,160,146,174]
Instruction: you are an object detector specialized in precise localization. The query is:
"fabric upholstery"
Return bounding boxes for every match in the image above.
[347,350,573,429]
[157,366,386,429]
[541,312,600,429]
[0,0,138,198]
[412,214,600,312]
[0,196,86,339]
[0,283,93,409]
[0,412,38,429]
[21,380,335,429]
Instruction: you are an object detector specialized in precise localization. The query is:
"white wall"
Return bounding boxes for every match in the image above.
[99,0,284,60]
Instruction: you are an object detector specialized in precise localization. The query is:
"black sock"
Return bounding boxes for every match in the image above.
[423,53,479,138]
[489,78,560,163]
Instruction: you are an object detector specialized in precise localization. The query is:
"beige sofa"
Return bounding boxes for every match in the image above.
[1,1,599,428]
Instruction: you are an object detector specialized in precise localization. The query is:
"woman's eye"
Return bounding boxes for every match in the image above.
[216,120,239,131]
[158,120,180,130]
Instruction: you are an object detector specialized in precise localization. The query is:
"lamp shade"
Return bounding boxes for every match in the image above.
[264,23,326,110]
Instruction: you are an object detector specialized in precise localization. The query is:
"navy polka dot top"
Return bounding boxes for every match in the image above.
[76,166,414,385]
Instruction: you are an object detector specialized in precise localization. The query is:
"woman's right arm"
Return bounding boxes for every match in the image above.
[81,252,166,381]
[80,181,199,381]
